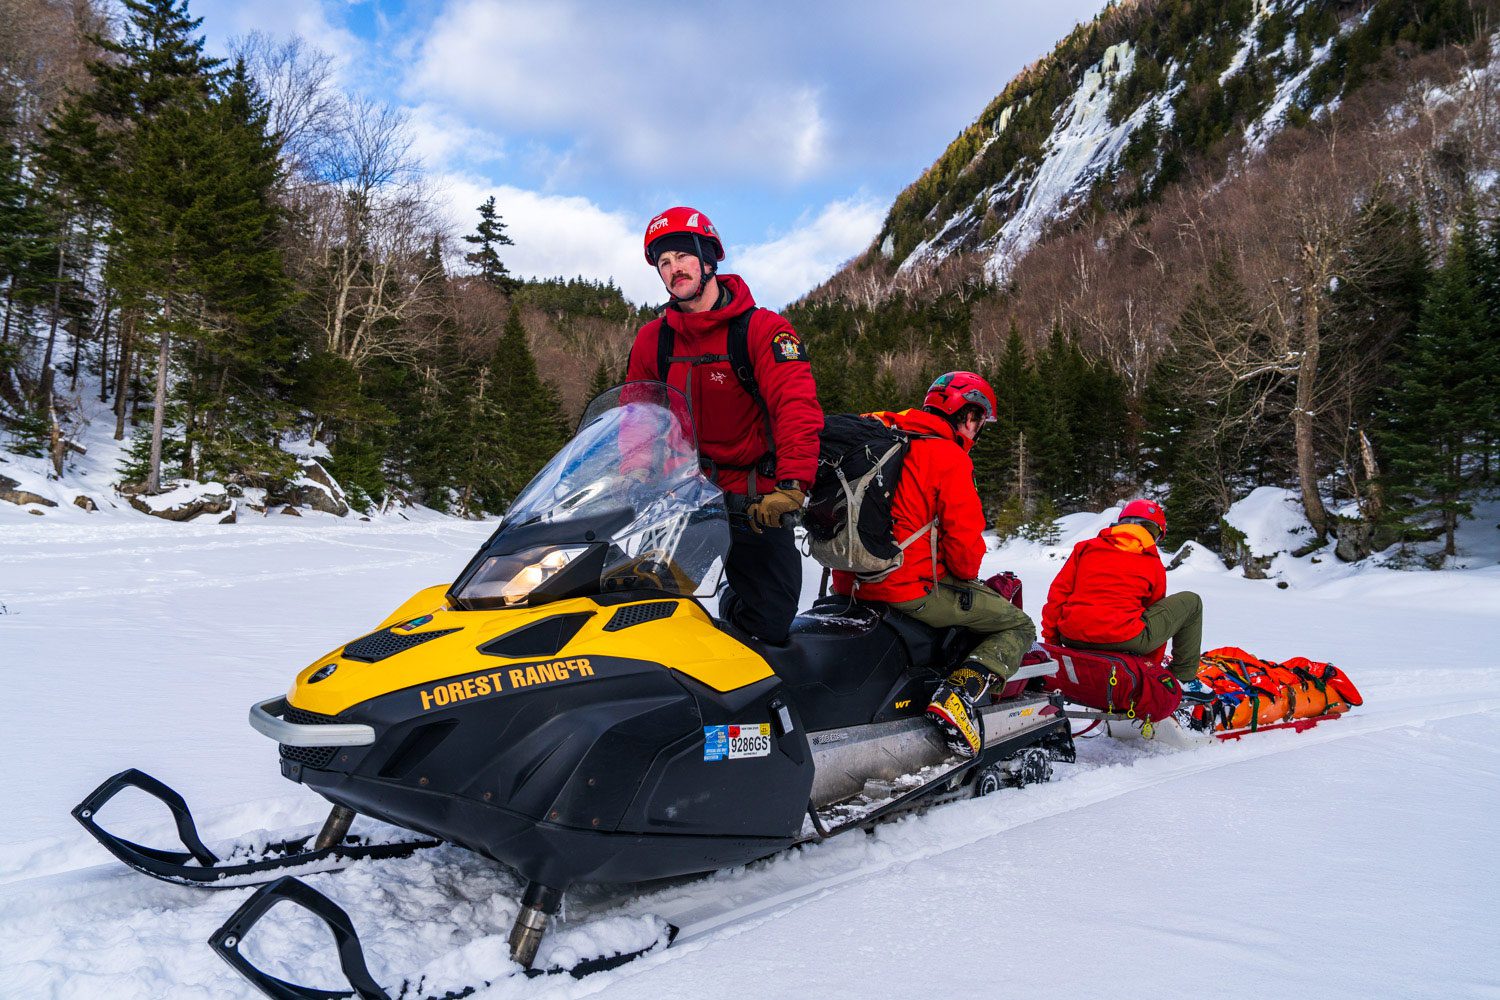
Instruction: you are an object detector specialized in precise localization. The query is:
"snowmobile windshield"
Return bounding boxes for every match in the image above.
[450,382,729,610]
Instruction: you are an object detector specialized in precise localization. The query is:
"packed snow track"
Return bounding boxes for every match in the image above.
[2,516,1497,999]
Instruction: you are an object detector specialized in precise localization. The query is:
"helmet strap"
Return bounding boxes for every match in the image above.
[666,234,716,304]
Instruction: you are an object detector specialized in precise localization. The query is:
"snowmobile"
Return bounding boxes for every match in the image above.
[73,382,1073,999]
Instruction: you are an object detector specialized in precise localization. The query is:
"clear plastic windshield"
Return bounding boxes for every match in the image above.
[452,382,729,609]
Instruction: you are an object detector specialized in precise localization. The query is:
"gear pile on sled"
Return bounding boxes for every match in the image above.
[1030,638,1363,742]
[1187,646,1363,738]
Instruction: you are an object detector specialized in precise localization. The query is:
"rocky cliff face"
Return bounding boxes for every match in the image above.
[865,0,1479,285]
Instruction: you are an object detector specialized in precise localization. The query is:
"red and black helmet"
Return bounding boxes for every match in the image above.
[923,371,998,423]
[644,206,725,266]
[1118,498,1166,540]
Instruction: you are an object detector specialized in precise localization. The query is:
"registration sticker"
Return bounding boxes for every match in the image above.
[703,725,729,761]
[703,723,772,761]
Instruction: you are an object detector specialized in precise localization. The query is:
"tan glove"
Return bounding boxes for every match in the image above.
[748,487,804,533]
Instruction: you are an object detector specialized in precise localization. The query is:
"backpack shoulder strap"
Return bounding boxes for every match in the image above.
[725,307,761,403]
[654,312,675,382]
[727,308,775,456]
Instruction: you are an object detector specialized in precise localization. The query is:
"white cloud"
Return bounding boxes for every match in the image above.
[406,103,507,172]
[407,0,831,185]
[736,197,886,310]
[433,175,882,310]
[432,174,661,304]
[194,0,364,82]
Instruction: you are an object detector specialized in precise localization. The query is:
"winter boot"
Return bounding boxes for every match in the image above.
[1180,678,1215,706]
[926,664,992,758]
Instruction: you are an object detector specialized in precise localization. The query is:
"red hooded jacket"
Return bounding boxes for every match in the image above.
[627,274,822,496]
[1041,523,1165,645]
[831,408,988,604]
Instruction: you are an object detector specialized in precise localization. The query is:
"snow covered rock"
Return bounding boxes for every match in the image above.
[72,494,97,512]
[0,473,56,507]
[125,479,231,522]
[1221,487,1317,578]
[269,460,349,517]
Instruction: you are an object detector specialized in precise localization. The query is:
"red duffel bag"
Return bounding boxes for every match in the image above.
[1035,642,1184,722]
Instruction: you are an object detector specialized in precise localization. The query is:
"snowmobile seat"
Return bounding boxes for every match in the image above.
[746,596,962,732]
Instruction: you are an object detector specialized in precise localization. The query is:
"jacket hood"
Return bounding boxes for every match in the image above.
[869,408,972,454]
[1098,522,1157,553]
[662,274,756,338]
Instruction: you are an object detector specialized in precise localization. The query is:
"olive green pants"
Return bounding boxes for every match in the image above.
[890,575,1036,680]
[1059,591,1203,682]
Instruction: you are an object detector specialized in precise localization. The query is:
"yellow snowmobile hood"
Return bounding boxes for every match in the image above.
[288,585,773,717]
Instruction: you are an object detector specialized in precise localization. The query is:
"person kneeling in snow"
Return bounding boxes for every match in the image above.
[1040,499,1204,683]
[830,372,1035,759]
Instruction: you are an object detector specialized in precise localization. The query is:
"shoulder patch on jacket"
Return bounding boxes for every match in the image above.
[771,329,809,363]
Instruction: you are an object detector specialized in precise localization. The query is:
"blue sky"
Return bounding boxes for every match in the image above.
[191,0,1108,307]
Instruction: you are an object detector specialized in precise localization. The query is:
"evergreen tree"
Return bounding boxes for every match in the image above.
[70,0,225,492]
[463,196,517,292]
[482,305,568,509]
[0,105,57,345]
[1379,215,1488,557]
[586,356,617,402]
[1027,325,1078,504]
[178,61,295,481]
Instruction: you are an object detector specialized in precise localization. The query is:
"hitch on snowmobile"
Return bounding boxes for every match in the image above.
[210,876,680,1000]
[72,769,440,887]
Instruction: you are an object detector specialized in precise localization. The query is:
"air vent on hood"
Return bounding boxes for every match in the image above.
[602,601,676,631]
[342,627,460,663]
[479,612,592,659]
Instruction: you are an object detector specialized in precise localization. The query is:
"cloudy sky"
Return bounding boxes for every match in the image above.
[191,0,1107,307]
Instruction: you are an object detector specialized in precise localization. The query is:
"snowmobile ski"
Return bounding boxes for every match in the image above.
[72,769,440,888]
[208,875,677,1000]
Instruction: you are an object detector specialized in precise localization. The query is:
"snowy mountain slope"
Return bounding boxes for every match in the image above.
[870,0,1457,284]
[1,517,1497,998]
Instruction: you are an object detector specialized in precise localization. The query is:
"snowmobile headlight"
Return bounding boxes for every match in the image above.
[499,547,585,606]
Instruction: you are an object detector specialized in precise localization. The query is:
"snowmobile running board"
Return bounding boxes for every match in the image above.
[209,875,678,1000]
[72,769,440,888]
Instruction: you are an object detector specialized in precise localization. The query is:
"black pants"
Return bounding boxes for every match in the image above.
[722,516,801,644]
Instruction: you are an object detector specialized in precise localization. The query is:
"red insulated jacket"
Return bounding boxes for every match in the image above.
[626,274,822,496]
[831,408,988,604]
[1041,523,1165,645]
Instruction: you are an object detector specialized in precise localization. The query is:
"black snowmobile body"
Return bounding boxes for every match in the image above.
[74,383,1071,998]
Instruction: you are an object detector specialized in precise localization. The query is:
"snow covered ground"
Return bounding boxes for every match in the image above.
[1,507,1498,998]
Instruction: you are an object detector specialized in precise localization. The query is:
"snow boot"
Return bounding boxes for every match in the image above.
[926,664,991,758]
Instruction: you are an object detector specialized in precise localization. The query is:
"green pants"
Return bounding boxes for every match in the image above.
[890,575,1036,680]
[1060,591,1203,682]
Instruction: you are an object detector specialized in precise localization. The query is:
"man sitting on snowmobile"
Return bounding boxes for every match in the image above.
[1040,499,1204,683]
[626,206,822,645]
[830,372,1036,758]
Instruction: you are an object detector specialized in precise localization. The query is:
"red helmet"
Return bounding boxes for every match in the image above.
[1118,498,1166,539]
[644,206,725,265]
[923,371,997,423]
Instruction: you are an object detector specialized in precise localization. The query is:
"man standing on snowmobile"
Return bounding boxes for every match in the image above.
[1040,499,1204,683]
[830,372,1036,759]
[627,206,822,644]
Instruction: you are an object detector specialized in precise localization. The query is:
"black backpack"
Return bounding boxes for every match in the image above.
[805,414,938,582]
